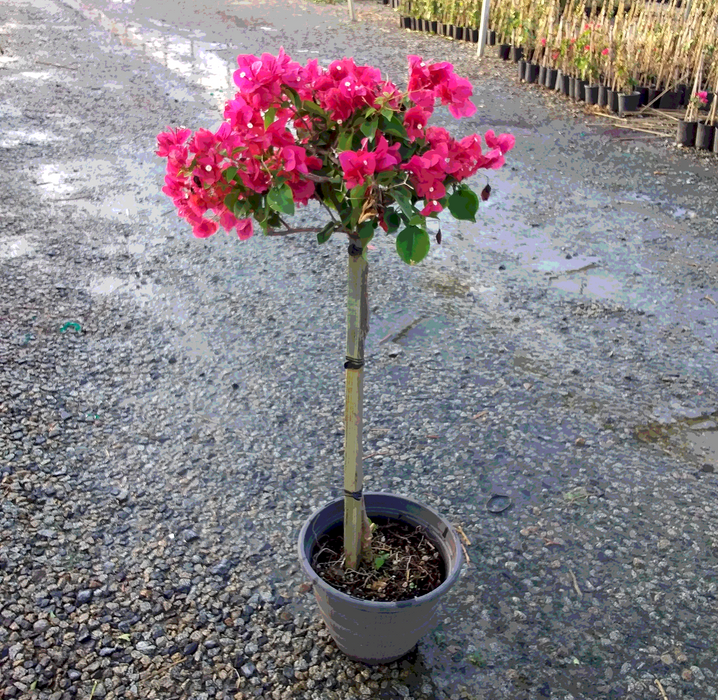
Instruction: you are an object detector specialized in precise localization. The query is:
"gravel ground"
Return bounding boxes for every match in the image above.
[2,0,718,699]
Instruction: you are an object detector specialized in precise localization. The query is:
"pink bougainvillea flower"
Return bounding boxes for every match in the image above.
[372,133,402,172]
[192,218,219,239]
[224,95,254,129]
[435,74,477,119]
[601,48,609,55]
[234,47,303,109]
[420,199,443,216]
[288,178,316,205]
[697,91,708,104]
[220,209,239,232]
[156,127,191,157]
[403,105,430,141]
[189,128,217,155]
[236,217,254,241]
[484,130,516,155]
[540,38,547,47]
[338,149,377,189]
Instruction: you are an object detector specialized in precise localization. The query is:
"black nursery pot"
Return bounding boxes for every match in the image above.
[538,65,547,86]
[676,120,697,147]
[442,23,451,36]
[572,77,586,101]
[559,73,571,96]
[498,43,511,60]
[646,86,660,108]
[607,89,619,113]
[619,91,641,116]
[545,68,558,90]
[637,86,649,107]
[489,29,496,45]
[468,28,479,43]
[430,20,438,33]
[525,63,540,84]
[714,127,718,154]
[401,16,411,29]
[453,26,464,40]
[659,90,681,110]
[676,83,688,107]
[510,45,524,62]
[584,84,600,105]
[409,17,417,30]
[554,69,563,92]
[518,59,527,81]
[695,123,715,150]
[598,84,608,107]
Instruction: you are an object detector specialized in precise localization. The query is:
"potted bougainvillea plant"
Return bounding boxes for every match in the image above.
[157,48,514,664]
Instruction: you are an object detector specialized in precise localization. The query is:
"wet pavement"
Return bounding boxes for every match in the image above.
[2,0,718,698]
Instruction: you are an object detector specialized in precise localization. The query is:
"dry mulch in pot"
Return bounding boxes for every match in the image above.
[311,517,445,602]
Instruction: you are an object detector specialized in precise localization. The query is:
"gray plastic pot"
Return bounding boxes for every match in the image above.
[297,492,463,665]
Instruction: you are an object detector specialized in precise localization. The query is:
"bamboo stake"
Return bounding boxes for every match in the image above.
[343,242,371,569]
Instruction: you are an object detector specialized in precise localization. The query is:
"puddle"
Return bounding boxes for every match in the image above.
[550,270,625,301]
[633,410,718,469]
[365,310,454,352]
[0,236,35,260]
[89,274,156,303]
[61,0,236,111]
[0,130,64,148]
[513,353,549,378]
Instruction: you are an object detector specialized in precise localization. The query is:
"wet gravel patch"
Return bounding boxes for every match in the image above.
[2,0,718,699]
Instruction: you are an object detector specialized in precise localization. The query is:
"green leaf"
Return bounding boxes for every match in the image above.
[223,166,238,183]
[337,131,355,152]
[267,183,295,216]
[118,633,131,642]
[447,187,479,222]
[408,214,426,227]
[375,170,396,186]
[316,221,335,244]
[302,100,328,118]
[357,221,375,243]
[373,554,387,570]
[263,107,276,129]
[233,198,251,218]
[224,190,239,212]
[391,187,417,220]
[283,86,302,110]
[385,209,401,233]
[380,107,394,120]
[360,118,379,140]
[349,182,368,230]
[396,226,430,265]
[380,115,408,140]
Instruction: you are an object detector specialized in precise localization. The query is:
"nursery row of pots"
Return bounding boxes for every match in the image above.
[500,45,718,153]
[398,13,497,44]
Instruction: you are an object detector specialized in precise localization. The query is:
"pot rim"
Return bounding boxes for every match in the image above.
[298,491,464,610]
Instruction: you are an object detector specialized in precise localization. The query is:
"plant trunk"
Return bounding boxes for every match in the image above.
[343,241,372,569]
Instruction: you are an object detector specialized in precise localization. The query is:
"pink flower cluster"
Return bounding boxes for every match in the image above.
[338,134,401,189]
[399,127,514,215]
[301,57,402,123]
[406,55,477,119]
[157,49,514,241]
